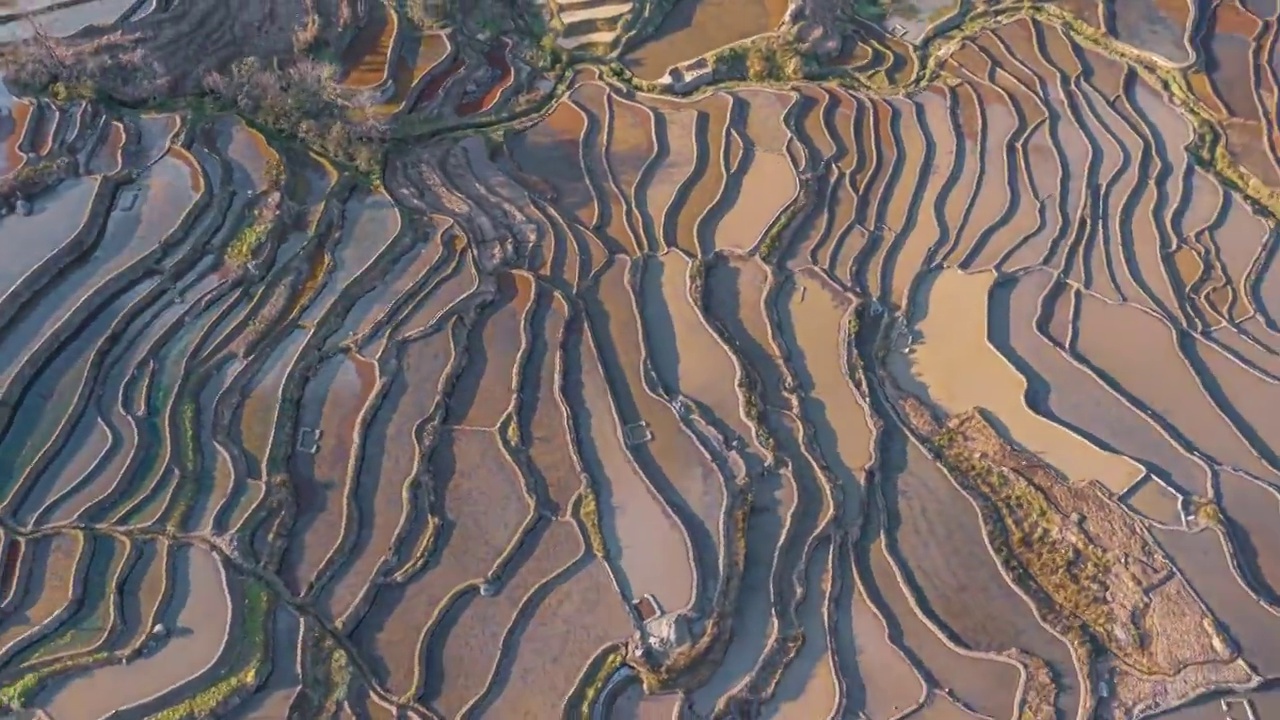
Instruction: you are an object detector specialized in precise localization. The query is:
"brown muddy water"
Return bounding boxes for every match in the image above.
[893,268,1144,492]
[836,547,928,718]
[423,520,580,716]
[623,0,792,80]
[458,39,514,117]
[0,76,27,176]
[482,560,633,718]
[341,0,395,88]
[641,251,753,442]
[1111,0,1194,65]
[572,310,694,613]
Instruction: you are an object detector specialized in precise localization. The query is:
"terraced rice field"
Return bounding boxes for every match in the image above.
[621,0,791,80]
[555,0,638,52]
[6,0,1280,717]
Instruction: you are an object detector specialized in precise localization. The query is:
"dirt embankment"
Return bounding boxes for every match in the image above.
[866,309,1258,719]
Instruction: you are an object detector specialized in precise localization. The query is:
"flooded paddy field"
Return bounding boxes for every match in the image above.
[622,0,791,81]
[5,0,1280,716]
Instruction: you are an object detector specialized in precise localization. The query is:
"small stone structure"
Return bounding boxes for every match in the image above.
[1220,698,1255,720]
[641,610,691,655]
[655,58,714,94]
[297,427,322,454]
[623,421,652,445]
[632,594,660,621]
[673,396,692,419]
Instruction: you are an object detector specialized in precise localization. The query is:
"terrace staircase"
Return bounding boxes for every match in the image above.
[550,0,636,51]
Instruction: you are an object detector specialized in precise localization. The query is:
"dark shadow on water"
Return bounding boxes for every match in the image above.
[703,260,785,404]
[830,541,868,716]
[1220,513,1280,606]
[760,537,829,718]
[582,268,718,613]
[638,256,681,396]
[419,520,549,707]
[507,130,595,223]
[849,495,939,690]
[556,309,634,601]
[443,275,514,423]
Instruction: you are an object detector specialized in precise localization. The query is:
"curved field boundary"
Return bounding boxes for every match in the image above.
[0,161,211,448]
[16,98,50,158]
[274,199,421,602]
[574,266,698,613]
[87,277,239,526]
[0,174,113,367]
[1,279,163,522]
[340,0,405,101]
[99,550,238,718]
[0,531,91,671]
[392,31,457,121]
[24,534,135,668]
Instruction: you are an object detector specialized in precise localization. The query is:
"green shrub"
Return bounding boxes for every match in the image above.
[578,647,625,717]
[226,221,270,268]
[575,486,608,558]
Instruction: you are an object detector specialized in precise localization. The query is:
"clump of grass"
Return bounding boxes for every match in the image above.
[530,33,566,72]
[1010,650,1057,720]
[1189,496,1224,527]
[48,79,99,103]
[226,221,271,267]
[177,398,198,474]
[326,645,352,706]
[577,646,626,717]
[502,415,522,448]
[736,376,775,454]
[574,485,608,559]
[0,652,111,710]
[0,155,74,204]
[225,159,286,269]
[264,155,286,191]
